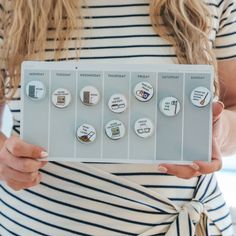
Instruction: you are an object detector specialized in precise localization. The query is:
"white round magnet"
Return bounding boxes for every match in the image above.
[190,86,211,107]
[105,120,125,140]
[159,96,181,117]
[108,94,127,113]
[26,80,46,100]
[52,88,72,108]
[76,124,96,144]
[80,85,100,106]
[134,81,154,102]
[134,118,154,138]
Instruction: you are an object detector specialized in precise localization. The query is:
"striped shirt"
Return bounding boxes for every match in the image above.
[1,0,236,235]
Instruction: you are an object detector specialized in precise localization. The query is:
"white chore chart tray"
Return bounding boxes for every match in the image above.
[21,61,213,163]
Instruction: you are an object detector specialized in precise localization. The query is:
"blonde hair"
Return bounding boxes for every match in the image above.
[1,0,218,103]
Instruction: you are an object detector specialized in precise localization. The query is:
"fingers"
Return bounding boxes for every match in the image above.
[193,138,222,174]
[0,164,39,183]
[5,136,47,159]
[157,164,200,179]
[6,173,42,191]
[0,146,47,172]
[0,136,48,191]
[158,138,223,178]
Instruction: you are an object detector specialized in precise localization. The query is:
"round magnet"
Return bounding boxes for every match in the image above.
[80,85,100,106]
[190,86,211,107]
[26,80,46,100]
[105,120,125,140]
[134,118,154,138]
[159,96,181,117]
[108,94,127,113]
[76,124,96,144]
[52,88,72,108]
[134,81,154,102]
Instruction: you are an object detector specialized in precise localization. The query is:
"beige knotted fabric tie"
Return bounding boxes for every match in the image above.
[164,199,209,236]
[182,199,207,236]
[196,213,208,236]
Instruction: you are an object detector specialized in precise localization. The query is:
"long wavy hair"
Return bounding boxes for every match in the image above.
[0,0,218,103]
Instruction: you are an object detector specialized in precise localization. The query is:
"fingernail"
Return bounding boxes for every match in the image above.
[191,163,200,171]
[40,151,48,158]
[157,166,167,173]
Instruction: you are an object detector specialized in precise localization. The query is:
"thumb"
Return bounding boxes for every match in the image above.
[213,101,224,124]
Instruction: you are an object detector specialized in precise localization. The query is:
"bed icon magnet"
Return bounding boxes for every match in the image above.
[108,94,127,113]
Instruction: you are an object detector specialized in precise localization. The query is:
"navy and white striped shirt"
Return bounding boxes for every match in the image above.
[1,0,236,235]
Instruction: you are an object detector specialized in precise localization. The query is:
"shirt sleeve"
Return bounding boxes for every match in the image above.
[213,0,236,60]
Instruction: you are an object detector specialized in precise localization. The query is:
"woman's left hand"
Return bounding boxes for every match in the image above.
[157,101,225,179]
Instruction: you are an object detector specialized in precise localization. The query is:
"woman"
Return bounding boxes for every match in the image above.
[0,0,236,235]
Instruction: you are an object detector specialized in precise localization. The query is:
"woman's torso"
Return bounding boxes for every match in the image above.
[1,0,234,235]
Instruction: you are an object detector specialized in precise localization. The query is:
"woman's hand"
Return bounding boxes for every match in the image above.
[0,136,48,191]
[157,101,224,179]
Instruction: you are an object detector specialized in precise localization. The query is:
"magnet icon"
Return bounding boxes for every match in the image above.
[159,96,181,117]
[134,118,154,138]
[76,124,96,144]
[26,80,46,100]
[190,86,211,107]
[134,81,154,102]
[52,88,72,108]
[105,120,126,140]
[108,94,127,113]
[80,85,100,106]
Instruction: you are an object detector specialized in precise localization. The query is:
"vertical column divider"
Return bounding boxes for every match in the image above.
[181,73,185,162]
[127,72,131,160]
[74,68,78,159]
[154,72,158,161]
[100,71,105,159]
[48,70,52,157]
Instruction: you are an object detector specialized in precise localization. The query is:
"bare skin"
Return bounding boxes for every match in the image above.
[0,60,236,190]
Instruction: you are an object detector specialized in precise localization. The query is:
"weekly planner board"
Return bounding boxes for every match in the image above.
[21,61,213,163]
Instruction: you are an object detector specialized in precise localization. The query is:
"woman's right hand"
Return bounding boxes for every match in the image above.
[0,136,48,191]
